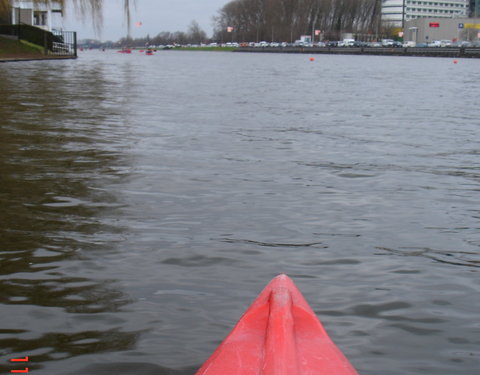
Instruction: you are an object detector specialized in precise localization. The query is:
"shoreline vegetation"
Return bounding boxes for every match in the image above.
[0,36,43,58]
[0,35,76,62]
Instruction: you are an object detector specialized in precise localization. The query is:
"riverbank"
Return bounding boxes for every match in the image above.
[235,46,480,58]
[0,35,76,62]
[169,46,236,52]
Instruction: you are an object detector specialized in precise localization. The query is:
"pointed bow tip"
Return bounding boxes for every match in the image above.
[272,273,292,281]
[269,273,295,288]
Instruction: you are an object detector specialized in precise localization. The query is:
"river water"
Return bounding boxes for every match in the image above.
[0,50,479,375]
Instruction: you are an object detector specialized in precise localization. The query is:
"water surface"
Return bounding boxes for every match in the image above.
[0,51,479,374]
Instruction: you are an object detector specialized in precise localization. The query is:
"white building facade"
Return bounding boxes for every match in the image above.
[382,0,469,27]
[10,0,63,32]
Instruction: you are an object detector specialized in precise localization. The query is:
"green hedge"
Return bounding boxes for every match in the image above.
[0,24,58,50]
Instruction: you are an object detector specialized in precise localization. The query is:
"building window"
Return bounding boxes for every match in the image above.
[33,11,47,26]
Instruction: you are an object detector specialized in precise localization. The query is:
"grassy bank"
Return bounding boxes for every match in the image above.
[0,35,44,58]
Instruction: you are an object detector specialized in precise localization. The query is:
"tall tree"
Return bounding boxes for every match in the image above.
[213,0,384,42]
[187,20,207,44]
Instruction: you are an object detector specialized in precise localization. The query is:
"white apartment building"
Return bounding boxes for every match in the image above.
[382,0,469,27]
[10,0,63,32]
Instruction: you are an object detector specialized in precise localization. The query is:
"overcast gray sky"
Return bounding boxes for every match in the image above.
[63,0,228,41]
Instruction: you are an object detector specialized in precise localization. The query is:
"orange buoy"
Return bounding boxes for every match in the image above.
[309,57,315,61]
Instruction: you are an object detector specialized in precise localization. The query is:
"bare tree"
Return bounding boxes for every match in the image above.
[187,20,207,44]
[213,0,384,42]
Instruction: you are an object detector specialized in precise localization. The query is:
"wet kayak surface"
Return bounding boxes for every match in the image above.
[0,51,479,375]
[195,274,359,375]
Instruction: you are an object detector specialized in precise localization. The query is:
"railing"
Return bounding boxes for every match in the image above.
[0,24,76,57]
[50,29,77,57]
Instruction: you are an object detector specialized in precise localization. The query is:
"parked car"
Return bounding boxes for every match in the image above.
[352,41,367,47]
[381,39,395,47]
[254,41,269,47]
[342,38,355,47]
[451,41,471,47]
[456,41,473,47]
[428,40,442,47]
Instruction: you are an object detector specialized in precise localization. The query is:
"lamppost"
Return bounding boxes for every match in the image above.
[402,0,406,29]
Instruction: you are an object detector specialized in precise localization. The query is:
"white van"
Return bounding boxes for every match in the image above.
[381,39,394,47]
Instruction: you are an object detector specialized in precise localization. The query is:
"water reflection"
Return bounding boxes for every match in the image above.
[0,59,136,371]
[375,246,480,268]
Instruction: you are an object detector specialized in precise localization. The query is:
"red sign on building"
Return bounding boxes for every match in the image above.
[429,22,440,28]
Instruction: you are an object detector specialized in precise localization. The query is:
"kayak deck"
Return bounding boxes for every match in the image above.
[195,274,359,375]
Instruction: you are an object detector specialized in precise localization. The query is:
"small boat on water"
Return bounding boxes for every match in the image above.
[117,48,132,54]
[195,274,359,375]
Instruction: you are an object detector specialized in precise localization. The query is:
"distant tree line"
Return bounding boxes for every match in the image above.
[213,0,385,42]
[108,20,208,47]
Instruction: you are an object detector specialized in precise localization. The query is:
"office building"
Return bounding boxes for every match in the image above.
[382,0,469,27]
[470,0,479,16]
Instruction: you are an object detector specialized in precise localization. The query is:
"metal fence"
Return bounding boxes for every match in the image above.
[50,29,77,57]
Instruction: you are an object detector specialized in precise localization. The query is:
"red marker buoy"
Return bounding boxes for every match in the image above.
[309,57,315,61]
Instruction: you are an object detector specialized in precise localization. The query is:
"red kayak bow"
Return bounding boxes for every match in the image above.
[195,274,359,375]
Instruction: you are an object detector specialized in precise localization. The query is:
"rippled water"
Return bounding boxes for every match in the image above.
[1,51,479,375]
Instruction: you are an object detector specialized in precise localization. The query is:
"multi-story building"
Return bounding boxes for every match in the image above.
[382,0,469,27]
[470,0,479,16]
[10,0,63,32]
